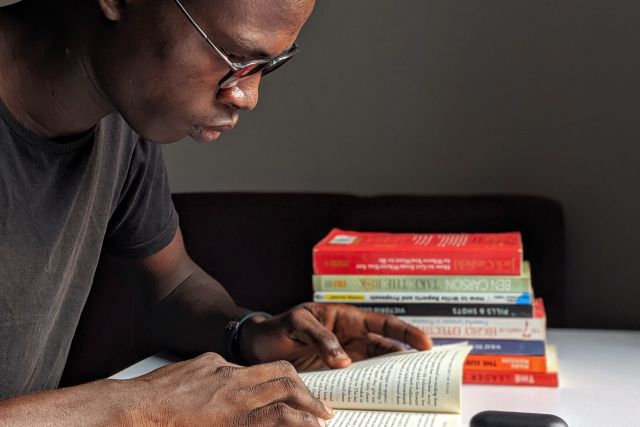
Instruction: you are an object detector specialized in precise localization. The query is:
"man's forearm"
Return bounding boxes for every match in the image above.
[118,229,258,360]
[0,379,137,426]
[143,267,247,359]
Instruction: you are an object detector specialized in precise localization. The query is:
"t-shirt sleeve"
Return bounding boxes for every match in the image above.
[103,138,178,257]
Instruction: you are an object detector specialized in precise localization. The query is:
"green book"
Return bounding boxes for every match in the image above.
[313,261,531,293]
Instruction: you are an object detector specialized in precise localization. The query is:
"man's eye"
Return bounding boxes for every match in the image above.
[221,48,245,62]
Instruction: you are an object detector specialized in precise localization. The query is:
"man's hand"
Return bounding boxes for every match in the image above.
[238,303,433,371]
[1,353,332,426]
[124,352,332,426]
[125,230,430,372]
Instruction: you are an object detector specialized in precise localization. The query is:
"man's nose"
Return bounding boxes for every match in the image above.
[216,74,261,111]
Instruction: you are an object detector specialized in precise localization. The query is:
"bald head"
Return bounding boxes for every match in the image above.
[185,0,315,60]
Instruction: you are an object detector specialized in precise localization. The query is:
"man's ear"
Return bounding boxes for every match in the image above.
[97,0,127,22]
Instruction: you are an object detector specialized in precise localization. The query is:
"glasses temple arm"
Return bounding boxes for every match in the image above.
[173,0,236,69]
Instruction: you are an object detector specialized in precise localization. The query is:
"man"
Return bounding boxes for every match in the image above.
[0,0,432,425]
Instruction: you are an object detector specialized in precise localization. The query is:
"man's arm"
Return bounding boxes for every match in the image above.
[0,228,332,425]
[118,227,433,370]
[109,226,251,359]
[0,226,433,425]
[0,355,332,426]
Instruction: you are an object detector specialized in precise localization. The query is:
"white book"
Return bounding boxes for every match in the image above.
[299,344,471,427]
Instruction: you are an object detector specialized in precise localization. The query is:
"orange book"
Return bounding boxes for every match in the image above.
[464,353,547,372]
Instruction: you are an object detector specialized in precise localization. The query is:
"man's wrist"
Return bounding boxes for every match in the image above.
[225,310,272,365]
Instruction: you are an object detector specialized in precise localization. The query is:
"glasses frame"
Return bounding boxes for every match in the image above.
[173,0,300,89]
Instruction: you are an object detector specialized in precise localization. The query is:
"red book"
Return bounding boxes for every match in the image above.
[463,370,558,387]
[313,229,523,275]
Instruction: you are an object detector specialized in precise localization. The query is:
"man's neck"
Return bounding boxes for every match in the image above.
[0,5,114,139]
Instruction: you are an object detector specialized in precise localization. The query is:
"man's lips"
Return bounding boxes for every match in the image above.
[191,123,234,144]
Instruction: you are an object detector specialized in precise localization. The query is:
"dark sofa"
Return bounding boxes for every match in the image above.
[61,192,565,386]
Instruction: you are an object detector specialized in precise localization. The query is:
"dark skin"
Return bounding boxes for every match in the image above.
[0,0,432,425]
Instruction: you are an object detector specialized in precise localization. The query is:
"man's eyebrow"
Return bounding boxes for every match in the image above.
[228,46,272,61]
[224,37,274,60]
[240,47,272,60]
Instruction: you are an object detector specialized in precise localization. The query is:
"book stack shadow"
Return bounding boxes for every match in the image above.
[312,228,558,387]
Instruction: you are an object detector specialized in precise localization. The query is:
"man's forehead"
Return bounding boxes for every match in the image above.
[196,0,314,57]
[201,0,313,27]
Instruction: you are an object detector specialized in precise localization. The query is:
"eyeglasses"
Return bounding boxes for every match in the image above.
[174,0,300,89]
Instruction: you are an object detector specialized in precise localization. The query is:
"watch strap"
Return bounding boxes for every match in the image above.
[225,310,272,365]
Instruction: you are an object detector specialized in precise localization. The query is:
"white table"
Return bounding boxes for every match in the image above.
[113,329,640,427]
[461,329,640,426]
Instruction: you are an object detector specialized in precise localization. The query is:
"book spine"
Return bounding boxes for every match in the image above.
[348,303,533,317]
[432,339,546,355]
[463,371,558,387]
[464,354,547,372]
[313,251,522,275]
[316,229,522,249]
[399,316,546,340]
[313,291,532,305]
[312,273,531,293]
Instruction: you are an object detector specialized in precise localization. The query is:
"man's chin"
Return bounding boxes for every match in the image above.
[141,136,185,144]
[123,119,186,144]
[133,123,223,145]
[137,128,189,145]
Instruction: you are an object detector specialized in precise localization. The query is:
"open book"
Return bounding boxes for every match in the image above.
[299,344,471,427]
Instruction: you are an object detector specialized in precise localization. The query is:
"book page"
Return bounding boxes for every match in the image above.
[328,410,459,427]
[299,345,471,413]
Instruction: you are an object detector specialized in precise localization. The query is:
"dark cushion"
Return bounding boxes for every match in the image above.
[60,193,565,386]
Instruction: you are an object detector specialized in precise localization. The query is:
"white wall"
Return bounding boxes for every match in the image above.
[163,0,640,329]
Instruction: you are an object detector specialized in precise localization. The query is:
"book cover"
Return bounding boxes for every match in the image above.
[464,353,547,372]
[462,370,558,387]
[462,345,558,387]
[341,302,534,318]
[312,262,531,292]
[313,229,523,275]
[313,291,533,305]
[399,298,546,341]
[432,339,546,355]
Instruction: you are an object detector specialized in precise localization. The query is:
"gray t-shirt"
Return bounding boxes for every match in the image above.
[0,99,178,398]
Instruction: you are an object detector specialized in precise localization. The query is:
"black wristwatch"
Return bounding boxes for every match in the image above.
[225,310,272,365]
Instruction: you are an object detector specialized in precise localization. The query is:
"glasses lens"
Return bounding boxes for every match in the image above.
[261,55,294,77]
[236,62,266,78]
[220,62,267,88]
[218,45,298,88]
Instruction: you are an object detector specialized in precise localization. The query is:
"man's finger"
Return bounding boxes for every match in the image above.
[364,332,408,358]
[244,361,332,419]
[288,309,352,368]
[363,312,433,350]
[247,401,328,427]
[248,377,331,421]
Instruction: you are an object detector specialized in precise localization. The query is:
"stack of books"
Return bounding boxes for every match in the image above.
[312,228,558,387]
